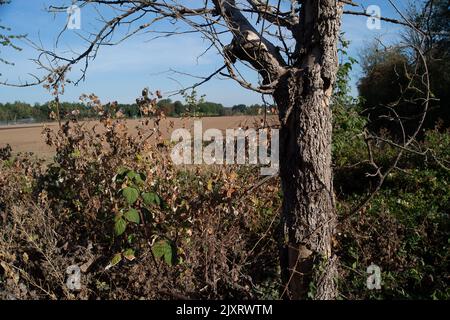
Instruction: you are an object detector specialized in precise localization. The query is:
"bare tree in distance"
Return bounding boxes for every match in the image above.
[4,0,433,299]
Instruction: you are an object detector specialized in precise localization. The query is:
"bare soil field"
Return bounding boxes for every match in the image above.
[0,115,277,159]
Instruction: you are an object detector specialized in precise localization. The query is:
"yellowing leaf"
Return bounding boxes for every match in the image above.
[123,249,136,261]
[207,179,213,191]
[110,253,122,267]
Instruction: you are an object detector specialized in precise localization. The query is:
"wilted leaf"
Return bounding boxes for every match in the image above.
[22,252,29,264]
[123,249,135,261]
[207,179,213,191]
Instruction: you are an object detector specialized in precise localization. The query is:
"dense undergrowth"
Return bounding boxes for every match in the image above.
[0,112,282,299]
[0,95,448,299]
[333,105,450,300]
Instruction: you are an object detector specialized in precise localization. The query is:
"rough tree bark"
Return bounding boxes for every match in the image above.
[274,1,342,299]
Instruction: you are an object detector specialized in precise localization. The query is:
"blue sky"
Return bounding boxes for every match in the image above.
[0,0,411,107]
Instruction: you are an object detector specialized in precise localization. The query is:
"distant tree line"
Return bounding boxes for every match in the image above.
[0,99,274,123]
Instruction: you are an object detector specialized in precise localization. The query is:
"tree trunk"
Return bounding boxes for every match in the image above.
[275,69,337,300]
[274,0,342,300]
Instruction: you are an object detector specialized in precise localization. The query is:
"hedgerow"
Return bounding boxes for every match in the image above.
[0,91,448,299]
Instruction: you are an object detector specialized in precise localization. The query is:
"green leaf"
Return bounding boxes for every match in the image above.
[127,170,138,180]
[123,249,136,261]
[124,208,140,224]
[127,234,136,244]
[115,167,129,182]
[152,240,173,266]
[110,253,122,267]
[127,171,146,184]
[142,192,160,206]
[122,187,139,204]
[136,173,147,184]
[114,217,127,236]
[70,149,81,158]
[134,176,144,185]
[117,167,129,175]
[154,194,160,206]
